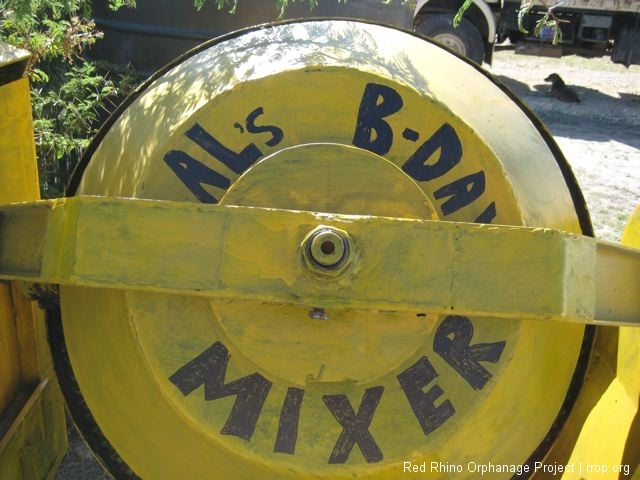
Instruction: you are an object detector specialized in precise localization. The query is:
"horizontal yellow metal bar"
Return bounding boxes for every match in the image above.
[0,196,638,326]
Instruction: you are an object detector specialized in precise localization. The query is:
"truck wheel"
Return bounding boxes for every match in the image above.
[415,13,485,64]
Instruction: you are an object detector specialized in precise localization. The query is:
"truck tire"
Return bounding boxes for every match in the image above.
[415,13,485,64]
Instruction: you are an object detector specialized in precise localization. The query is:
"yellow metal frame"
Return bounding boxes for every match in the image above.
[1,21,639,479]
[0,42,67,479]
[0,196,638,326]
[543,207,640,479]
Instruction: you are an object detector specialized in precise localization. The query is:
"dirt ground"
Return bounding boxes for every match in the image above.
[53,46,639,479]
[489,46,640,241]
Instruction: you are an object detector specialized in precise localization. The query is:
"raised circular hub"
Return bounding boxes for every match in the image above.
[56,19,591,480]
[215,143,438,385]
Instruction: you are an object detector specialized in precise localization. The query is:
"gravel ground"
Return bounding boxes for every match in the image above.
[53,46,639,479]
[489,46,640,241]
[54,420,110,480]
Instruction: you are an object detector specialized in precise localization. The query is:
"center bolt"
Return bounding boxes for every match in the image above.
[308,228,348,268]
[302,226,353,274]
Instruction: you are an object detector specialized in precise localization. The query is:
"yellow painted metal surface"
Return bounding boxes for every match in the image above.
[619,206,640,402]
[0,283,20,423]
[48,20,595,478]
[0,77,37,420]
[541,206,640,479]
[0,42,66,479]
[0,77,39,204]
[0,377,67,480]
[1,196,639,325]
[0,20,638,480]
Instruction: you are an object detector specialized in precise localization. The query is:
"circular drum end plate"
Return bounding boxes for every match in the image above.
[53,19,592,479]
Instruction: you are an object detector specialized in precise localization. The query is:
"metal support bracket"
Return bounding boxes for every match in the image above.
[0,196,638,325]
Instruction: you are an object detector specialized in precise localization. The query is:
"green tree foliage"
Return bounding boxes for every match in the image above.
[518,0,564,44]
[123,1,331,15]
[0,0,321,197]
[0,1,137,197]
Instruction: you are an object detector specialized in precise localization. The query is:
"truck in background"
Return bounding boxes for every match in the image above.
[411,0,640,65]
[90,0,640,71]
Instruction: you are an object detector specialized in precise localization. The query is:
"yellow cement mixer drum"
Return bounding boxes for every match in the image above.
[49,20,593,478]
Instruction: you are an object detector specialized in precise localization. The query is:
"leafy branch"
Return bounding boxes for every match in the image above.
[518,0,568,44]
[116,0,324,16]
[453,0,474,27]
[1,0,139,197]
[192,0,320,16]
[455,0,566,44]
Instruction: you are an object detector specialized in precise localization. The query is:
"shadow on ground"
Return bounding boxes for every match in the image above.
[493,73,640,147]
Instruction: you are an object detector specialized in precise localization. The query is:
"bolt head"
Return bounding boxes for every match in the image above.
[308,228,347,268]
